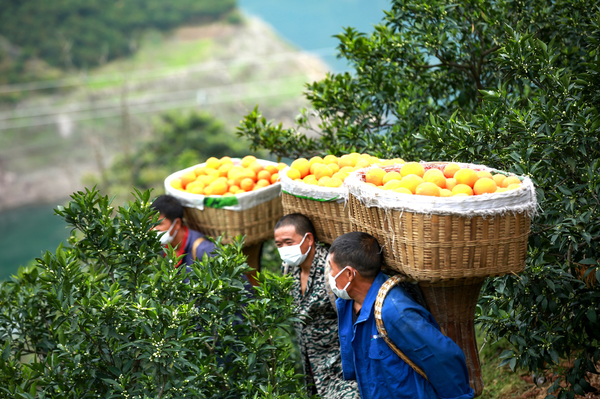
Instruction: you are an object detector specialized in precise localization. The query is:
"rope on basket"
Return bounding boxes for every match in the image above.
[374,274,428,381]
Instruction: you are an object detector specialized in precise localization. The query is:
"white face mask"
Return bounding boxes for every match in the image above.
[157,219,179,246]
[278,233,311,267]
[329,265,354,300]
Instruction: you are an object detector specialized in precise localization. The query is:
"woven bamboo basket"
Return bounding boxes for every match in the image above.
[280,166,352,244]
[164,159,283,247]
[345,161,537,397]
[345,162,536,284]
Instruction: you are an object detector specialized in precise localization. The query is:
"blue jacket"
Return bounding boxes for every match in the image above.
[336,272,474,399]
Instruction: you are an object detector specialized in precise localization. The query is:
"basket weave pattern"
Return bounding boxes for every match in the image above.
[281,192,352,245]
[184,195,283,247]
[349,194,530,283]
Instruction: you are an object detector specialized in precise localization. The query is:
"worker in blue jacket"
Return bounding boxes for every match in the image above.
[328,232,475,399]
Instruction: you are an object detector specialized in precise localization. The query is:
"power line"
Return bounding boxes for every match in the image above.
[0,74,311,130]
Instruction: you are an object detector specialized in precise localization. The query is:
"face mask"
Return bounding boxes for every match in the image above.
[329,265,354,300]
[278,233,311,267]
[157,219,179,246]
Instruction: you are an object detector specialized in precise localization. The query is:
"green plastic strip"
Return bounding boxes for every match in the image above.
[282,190,340,202]
[204,196,239,209]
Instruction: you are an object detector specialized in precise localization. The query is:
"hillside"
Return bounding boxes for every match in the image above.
[0,16,329,211]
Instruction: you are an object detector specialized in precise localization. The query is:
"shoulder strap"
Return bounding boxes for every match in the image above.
[192,237,206,261]
[374,274,428,381]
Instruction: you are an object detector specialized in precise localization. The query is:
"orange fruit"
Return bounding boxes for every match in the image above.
[355,159,371,169]
[317,176,331,186]
[454,168,478,188]
[210,180,228,196]
[310,162,325,174]
[382,180,403,191]
[496,187,509,193]
[364,182,377,187]
[364,168,386,186]
[507,183,522,190]
[242,168,257,182]
[188,185,204,195]
[204,167,220,177]
[265,165,278,175]
[204,185,213,196]
[453,193,469,197]
[443,163,461,178]
[304,176,318,185]
[241,155,257,168]
[193,166,206,177]
[277,162,288,171]
[255,179,270,189]
[415,182,441,196]
[220,156,233,164]
[180,171,196,189]
[325,177,343,188]
[228,184,240,193]
[382,171,403,185]
[452,184,474,196]
[323,155,338,165]
[270,173,280,184]
[327,163,340,174]
[338,156,356,168]
[423,169,446,188]
[218,163,233,177]
[398,175,424,194]
[309,156,324,166]
[476,170,493,179]
[223,192,235,197]
[257,169,272,181]
[446,178,457,191]
[314,164,333,180]
[473,178,497,195]
[393,187,413,195]
[332,171,349,181]
[401,162,425,177]
[205,157,221,169]
[291,158,310,178]
[170,178,183,190]
[198,175,217,186]
[248,161,264,174]
[227,165,244,179]
[240,178,255,191]
[440,188,453,197]
[502,176,521,188]
[287,168,301,180]
[492,174,507,187]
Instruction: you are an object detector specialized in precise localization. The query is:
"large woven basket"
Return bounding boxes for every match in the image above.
[345,162,537,284]
[164,159,283,247]
[280,166,352,244]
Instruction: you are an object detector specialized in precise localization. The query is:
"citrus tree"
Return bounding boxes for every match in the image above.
[237,0,600,396]
[0,187,307,399]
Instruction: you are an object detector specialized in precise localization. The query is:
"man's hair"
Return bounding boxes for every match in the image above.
[151,195,184,222]
[274,213,316,238]
[329,232,382,279]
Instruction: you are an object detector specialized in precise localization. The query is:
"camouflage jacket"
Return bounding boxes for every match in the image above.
[284,242,360,399]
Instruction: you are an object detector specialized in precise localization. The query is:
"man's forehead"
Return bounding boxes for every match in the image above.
[274,224,300,238]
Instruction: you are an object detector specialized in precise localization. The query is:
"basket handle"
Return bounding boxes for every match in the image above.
[374,274,428,381]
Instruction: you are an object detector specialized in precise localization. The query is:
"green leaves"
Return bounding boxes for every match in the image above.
[0,188,308,398]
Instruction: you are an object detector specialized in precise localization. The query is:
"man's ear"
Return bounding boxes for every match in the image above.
[306,232,315,247]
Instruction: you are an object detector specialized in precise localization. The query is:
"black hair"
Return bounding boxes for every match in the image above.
[274,213,317,238]
[151,195,184,222]
[329,232,382,279]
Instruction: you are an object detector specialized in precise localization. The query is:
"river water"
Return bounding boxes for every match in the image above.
[0,0,389,279]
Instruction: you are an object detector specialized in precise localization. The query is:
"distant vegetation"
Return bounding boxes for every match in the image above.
[0,0,236,86]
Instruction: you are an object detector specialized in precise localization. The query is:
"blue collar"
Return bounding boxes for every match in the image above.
[356,271,388,323]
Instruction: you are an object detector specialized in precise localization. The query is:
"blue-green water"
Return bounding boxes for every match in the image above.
[0,202,71,279]
[239,0,389,72]
[0,1,389,279]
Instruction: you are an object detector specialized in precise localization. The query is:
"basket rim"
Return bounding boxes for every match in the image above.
[164,158,281,211]
[345,161,537,218]
[280,166,346,202]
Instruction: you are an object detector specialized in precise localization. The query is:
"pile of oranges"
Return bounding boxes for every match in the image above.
[170,155,287,196]
[286,153,405,188]
[364,162,522,197]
